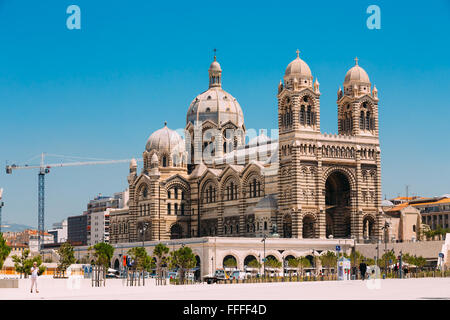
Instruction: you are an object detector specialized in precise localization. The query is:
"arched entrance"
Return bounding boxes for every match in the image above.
[282,214,292,238]
[244,255,258,267]
[194,256,201,281]
[223,255,237,270]
[363,215,375,240]
[302,215,315,238]
[114,258,120,270]
[170,223,183,239]
[325,171,352,238]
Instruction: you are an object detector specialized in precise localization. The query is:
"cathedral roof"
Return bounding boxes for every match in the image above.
[344,58,370,85]
[186,87,244,127]
[186,55,245,128]
[145,122,185,154]
[284,50,313,79]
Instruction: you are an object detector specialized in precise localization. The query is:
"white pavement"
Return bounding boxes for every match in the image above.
[0,276,449,300]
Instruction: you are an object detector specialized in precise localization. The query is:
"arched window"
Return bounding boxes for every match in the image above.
[366,111,371,131]
[167,203,171,215]
[181,203,185,215]
[306,106,311,125]
[264,221,268,230]
[174,203,178,215]
[162,156,167,167]
[174,187,178,199]
[167,190,171,199]
[300,106,305,125]
[236,224,239,234]
[360,111,365,130]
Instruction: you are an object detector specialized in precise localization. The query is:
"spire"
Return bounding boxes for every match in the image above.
[209,50,222,88]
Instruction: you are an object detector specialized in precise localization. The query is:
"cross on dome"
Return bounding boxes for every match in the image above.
[354,57,359,65]
[296,49,300,58]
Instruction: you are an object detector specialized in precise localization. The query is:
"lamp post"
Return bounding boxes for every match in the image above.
[211,257,214,275]
[261,234,267,278]
[138,222,149,285]
[381,221,390,275]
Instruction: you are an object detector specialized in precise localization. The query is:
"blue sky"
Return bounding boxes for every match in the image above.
[0,0,449,228]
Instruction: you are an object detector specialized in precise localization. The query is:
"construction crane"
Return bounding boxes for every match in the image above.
[5,153,140,252]
[0,188,4,233]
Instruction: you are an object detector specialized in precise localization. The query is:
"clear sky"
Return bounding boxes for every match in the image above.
[0,0,449,228]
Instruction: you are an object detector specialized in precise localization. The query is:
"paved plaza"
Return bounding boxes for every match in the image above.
[0,276,449,300]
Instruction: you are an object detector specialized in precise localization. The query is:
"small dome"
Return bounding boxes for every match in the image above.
[129,158,137,168]
[145,123,185,154]
[344,58,370,85]
[151,153,159,164]
[209,58,222,72]
[284,50,312,79]
[255,195,277,210]
[382,200,394,207]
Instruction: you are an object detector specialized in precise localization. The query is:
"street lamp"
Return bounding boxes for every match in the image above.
[381,221,390,274]
[261,234,267,278]
[139,222,149,248]
[211,257,214,275]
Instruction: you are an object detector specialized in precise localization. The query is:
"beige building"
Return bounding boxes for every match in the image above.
[110,52,383,245]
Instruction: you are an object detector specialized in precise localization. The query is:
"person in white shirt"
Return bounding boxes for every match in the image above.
[30,261,39,293]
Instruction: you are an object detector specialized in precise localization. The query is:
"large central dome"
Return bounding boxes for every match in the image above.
[186,56,245,128]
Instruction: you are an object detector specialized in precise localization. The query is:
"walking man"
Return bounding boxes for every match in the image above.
[30,261,39,293]
[359,260,367,281]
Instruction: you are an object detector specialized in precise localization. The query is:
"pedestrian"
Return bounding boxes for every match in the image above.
[359,260,367,281]
[30,261,39,293]
[352,266,357,280]
[404,266,409,278]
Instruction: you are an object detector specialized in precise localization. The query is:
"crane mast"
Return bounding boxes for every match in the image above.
[6,153,139,252]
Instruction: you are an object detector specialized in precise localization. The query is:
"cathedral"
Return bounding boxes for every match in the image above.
[110,51,383,245]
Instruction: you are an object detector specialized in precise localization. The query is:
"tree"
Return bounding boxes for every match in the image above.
[169,246,196,284]
[89,242,114,270]
[265,257,282,273]
[247,259,261,276]
[319,251,337,275]
[11,249,46,278]
[297,257,311,276]
[0,233,11,270]
[128,247,154,272]
[57,242,76,276]
[153,243,169,278]
[223,257,237,269]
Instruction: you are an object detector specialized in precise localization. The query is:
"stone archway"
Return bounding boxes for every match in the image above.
[194,256,201,282]
[325,170,352,238]
[363,215,376,240]
[282,214,292,238]
[114,258,120,270]
[223,255,238,270]
[302,215,316,238]
[170,223,183,239]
